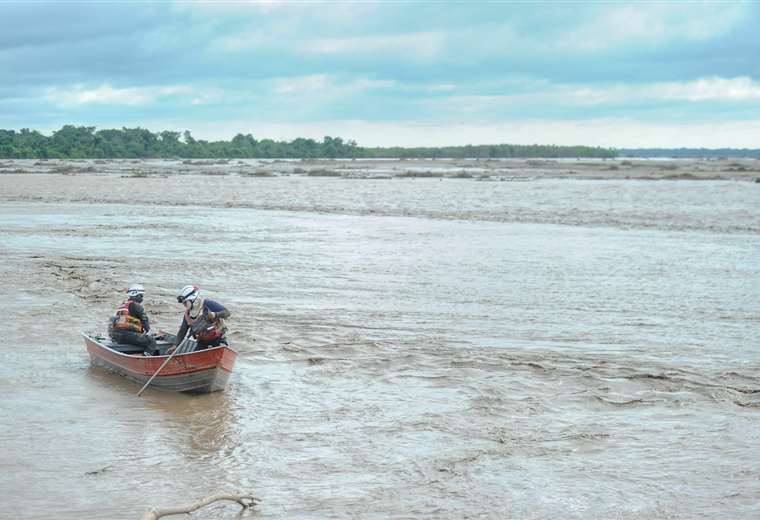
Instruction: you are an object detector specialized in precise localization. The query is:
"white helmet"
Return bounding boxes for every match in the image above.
[177,284,200,304]
[127,284,145,298]
[126,284,145,303]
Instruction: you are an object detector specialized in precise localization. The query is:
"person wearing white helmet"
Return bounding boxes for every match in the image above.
[108,284,157,354]
[171,285,231,352]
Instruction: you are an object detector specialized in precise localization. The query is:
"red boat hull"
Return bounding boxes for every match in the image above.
[82,332,237,393]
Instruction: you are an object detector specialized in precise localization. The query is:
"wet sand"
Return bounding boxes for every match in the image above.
[1,160,759,519]
[2,156,760,181]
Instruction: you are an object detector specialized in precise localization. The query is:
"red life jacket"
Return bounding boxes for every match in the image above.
[185,309,224,343]
[112,299,143,333]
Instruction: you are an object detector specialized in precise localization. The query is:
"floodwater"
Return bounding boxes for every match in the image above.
[1,165,759,519]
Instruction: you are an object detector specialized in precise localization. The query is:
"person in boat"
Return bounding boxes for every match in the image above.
[108,284,157,354]
[171,285,230,353]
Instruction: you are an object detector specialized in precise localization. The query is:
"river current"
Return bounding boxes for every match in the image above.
[1,170,759,518]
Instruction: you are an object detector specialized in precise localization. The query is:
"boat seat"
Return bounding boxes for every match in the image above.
[95,335,176,355]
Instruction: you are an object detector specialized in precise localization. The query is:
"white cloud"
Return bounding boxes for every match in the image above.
[270,74,396,95]
[46,84,193,106]
[206,4,376,52]
[565,77,760,104]
[431,77,760,113]
[50,85,149,106]
[210,19,296,52]
[655,77,760,102]
[272,74,331,94]
[212,32,269,52]
[426,83,457,92]
[171,0,290,16]
[349,78,396,90]
[176,117,760,149]
[562,3,746,51]
[306,31,446,61]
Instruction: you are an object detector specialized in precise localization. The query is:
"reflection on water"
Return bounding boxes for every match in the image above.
[145,389,241,460]
[85,362,244,461]
[1,174,759,518]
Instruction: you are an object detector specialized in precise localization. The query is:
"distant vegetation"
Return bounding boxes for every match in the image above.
[0,125,616,159]
[619,148,760,158]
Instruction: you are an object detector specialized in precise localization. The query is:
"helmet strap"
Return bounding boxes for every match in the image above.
[188,297,203,318]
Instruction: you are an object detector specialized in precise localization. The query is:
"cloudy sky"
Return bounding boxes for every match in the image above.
[1,1,759,148]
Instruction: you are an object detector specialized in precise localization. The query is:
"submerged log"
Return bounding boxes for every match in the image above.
[141,492,259,519]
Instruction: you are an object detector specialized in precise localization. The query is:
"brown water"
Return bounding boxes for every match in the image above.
[1,163,759,519]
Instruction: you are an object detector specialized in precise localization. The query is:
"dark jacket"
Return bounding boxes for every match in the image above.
[175,299,230,346]
[109,298,151,334]
[128,301,151,333]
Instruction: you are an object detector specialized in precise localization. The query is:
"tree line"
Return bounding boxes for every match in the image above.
[618,148,760,158]
[0,125,617,159]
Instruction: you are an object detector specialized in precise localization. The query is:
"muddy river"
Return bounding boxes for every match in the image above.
[1,160,759,518]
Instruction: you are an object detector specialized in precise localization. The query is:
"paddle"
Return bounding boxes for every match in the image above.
[136,333,191,397]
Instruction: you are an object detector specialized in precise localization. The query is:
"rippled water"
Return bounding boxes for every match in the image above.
[1,172,759,519]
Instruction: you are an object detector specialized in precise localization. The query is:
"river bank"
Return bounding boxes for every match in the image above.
[2,157,760,181]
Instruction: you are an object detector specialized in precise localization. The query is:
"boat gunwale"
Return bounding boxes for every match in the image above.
[80,331,236,361]
[81,331,237,393]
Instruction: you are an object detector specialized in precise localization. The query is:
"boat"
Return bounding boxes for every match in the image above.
[81,331,238,394]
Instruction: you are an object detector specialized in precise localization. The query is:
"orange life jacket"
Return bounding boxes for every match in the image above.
[185,309,224,343]
[112,299,143,333]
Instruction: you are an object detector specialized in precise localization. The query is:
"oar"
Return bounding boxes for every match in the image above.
[137,334,191,396]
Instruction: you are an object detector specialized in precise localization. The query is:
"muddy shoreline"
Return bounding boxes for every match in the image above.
[2,157,760,181]
[2,157,759,236]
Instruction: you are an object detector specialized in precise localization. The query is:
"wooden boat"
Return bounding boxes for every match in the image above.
[81,332,238,394]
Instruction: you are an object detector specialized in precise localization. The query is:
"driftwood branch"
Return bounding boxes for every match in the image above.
[141,492,259,520]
